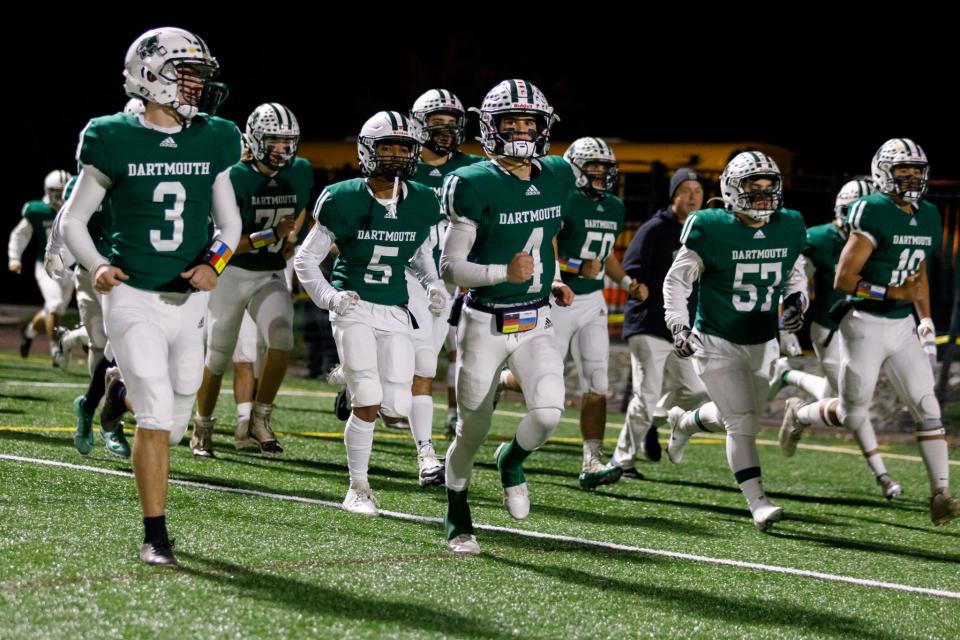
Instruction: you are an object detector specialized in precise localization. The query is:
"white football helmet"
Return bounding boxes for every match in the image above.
[123,98,145,115]
[410,89,466,156]
[834,178,875,222]
[471,79,558,159]
[871,138,929,204]
[357,111,425,179]
[43,169,72,209]
[563,137,618,195]
[245,103,301,170]
[123,27,219,121]
[720,151,783,222]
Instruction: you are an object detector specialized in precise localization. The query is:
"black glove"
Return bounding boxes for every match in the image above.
[781,292,806,333]
[827,299,853,325]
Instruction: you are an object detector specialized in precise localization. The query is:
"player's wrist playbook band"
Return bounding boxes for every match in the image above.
[558,257,582,275]
[203,240,233,275]
[249,228,278,249]
[854,279,886,301]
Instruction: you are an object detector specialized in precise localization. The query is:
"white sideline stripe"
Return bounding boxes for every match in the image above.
[4,381,955,466]
[2,453,957,601]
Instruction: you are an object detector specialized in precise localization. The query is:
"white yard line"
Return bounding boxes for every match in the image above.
[2,453,957,601]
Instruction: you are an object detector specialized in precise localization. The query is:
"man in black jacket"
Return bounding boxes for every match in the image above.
[610,168,709,475]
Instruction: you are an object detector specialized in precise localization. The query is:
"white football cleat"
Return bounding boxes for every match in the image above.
[752,503,784,532]
[767,357,792,401]
[778,398,807,457]
[448,534,481,556]
[877,474,903,500]
[502,483,530,520]
[343,484,379,516]
[417,442,445,487]
[665,406,690,464]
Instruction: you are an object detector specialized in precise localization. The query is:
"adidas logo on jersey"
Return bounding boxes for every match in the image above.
[544,317,553,328]
[384,204,398,219]
[197,316,205,329]
[909,217,918,227]
[525,184,540,196]
[753,229,766,239]
[596,204,605,212]
[268,179,279,187]
[159,137,178,149]
[429,168,442,177]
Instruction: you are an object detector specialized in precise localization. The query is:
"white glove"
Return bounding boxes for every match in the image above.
[671,324,702,359]
[331,290,360,316]
[918,317,937,372]
[44,251,65,279]
[779,330,802,357]
[426,284,450,317]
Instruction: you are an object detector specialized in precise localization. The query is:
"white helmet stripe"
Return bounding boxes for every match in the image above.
[442,175,460,219]
[313,189,332,221]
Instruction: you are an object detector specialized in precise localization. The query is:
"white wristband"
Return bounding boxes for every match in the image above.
[619,275,632,290]
[919,317,935,335]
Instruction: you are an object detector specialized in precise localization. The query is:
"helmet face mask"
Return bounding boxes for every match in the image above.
[357,111,424,179]
[245,103,301,171]
[410,89,466,156]
[373,139,418,179]
[422,112,463,156]
[720,151,783,223]
[871,138,929,205]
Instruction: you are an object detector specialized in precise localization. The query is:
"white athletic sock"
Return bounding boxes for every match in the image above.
[344,414,375,484]
[410,395,435,446]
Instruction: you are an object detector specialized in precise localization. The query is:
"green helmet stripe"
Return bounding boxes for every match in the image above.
[508,79,519,103]
[398,112,409,131]
[269,103,285,129]
[281,104,295,130]
[593,137,606,154]
[521,80,533,102]
[386,111,399,130]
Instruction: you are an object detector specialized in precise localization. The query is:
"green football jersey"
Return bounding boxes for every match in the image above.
[441,155,576,305]
[314,178,441,305]
[803,221,846,330]
[412,151,483,271]
[847,193,942,319]
[556,190,625,295]
[680,207,807,345]
[63,174,111,263]
[19,200,56,262]
[228,157,314,272]
[77,112,242,292]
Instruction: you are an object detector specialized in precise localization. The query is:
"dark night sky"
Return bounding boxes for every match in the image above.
[15,15,957,182]
[9,15,958,238]
[5,13,956,307]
